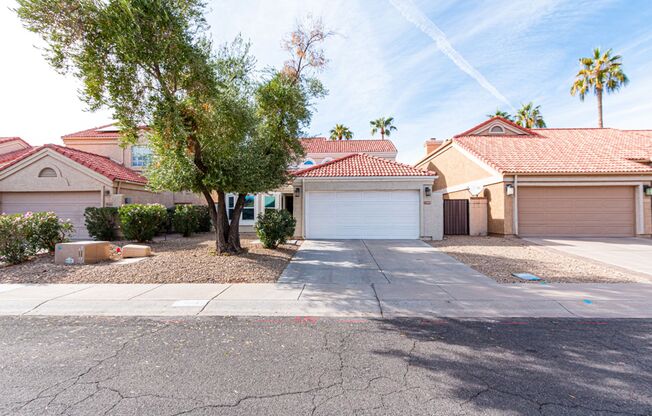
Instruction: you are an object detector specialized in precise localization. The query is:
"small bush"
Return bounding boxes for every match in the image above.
[172,205,199,237]
[0,214,33,264]
[28,212,74,252]
[118,204,167,242]
[193,205,212,232]
[84,207,119,241]
[254,209,296,249]
[0,212,74,264]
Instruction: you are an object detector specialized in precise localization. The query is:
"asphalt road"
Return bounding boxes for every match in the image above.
[1,317,650,415]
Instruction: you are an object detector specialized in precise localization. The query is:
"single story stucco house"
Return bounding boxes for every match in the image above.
[414,117,652,238]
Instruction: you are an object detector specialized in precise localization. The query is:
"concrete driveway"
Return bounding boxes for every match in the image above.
[278,239,495,285]
[525,237,652,277]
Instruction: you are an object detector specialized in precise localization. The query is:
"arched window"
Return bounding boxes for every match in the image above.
[321,157,333,164]
[302,159,315,167]
[38,167,57,178]
[489,125,505,134]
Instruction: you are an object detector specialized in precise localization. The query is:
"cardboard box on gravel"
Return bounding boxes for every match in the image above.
[54,241,112,265]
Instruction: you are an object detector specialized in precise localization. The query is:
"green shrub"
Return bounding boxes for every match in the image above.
[28,212,74,252]
[165,206,176,234]
[193,205,212,232]
[0,212,73,264]
[254,209,296,249]
[84,207,119,241]
[172,205,199,237]
[0,214,33,264]
[118,204,167,242]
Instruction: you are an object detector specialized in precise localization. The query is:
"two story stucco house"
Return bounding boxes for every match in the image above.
[0,125,443,240]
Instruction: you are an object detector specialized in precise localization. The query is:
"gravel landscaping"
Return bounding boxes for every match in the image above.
[0,233,299,284]
[428,235,651,284]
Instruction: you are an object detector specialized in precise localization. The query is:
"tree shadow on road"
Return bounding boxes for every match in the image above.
[373,318,652,415]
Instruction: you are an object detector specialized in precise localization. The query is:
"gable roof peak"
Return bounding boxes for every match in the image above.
[454,116,539,138]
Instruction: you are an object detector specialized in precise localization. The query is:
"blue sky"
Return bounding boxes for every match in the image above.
[1,0,651,163]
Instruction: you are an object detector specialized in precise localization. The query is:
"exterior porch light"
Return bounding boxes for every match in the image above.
[644,185,652,196]
[424,186,432,196]
[505,184,515,196]
[294,187,301,197]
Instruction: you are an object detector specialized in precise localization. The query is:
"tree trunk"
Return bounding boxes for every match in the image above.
[597,88,604,128]
[224,194,246,253]
[380,127,385,140]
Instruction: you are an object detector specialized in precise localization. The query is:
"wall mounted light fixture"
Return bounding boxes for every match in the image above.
[505,184,515,196]
[644,185,652,196]
[424,186,432,196]
[294,187,301,197]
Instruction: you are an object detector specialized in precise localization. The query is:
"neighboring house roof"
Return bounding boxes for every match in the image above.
[452,126,652,175]
[0,144,147,184]
[62,123,149,140]
[0,137,32,148]
[300,138,397,154]
[453,116,539,137]
[293,153,435,177]
[0,148,34,167]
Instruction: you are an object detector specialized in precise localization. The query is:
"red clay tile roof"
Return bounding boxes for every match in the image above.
[0,148,34,167]
[300,138,397,154]
[453,128,652,174]
[293,153,435,177]
[454,116,539,137]
[62,124,149,140]
[0,144,147,184]
[0,137,31,147]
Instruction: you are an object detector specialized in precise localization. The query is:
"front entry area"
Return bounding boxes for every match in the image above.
[304,190,420,239]
[518,186,636,237]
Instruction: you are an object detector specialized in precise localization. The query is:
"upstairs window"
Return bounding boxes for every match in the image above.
[489,125,505,134]
[131,145,152,167]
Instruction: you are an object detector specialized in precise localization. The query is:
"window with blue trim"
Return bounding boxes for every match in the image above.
[131,145,152,167]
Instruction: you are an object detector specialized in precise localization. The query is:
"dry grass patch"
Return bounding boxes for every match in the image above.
[428,235,649,284]
[0,233,298,284]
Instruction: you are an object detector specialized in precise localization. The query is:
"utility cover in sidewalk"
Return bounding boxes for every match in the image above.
[512,273,542,281]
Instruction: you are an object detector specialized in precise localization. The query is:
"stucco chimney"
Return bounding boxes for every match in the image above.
[424,138,443,155]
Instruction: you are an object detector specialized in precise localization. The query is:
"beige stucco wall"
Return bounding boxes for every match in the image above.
[445,181,513,235]
[419,146,494,191]
[0,153,111,193]
[63,140,126,165]
[292,178,441,240]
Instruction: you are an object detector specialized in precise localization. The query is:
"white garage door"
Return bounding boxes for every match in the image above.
[305,191,420,239]
[1,192,101,239]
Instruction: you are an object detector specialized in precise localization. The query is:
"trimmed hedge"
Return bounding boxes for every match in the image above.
[172,205,199,237]
[84,207,119,241]
[118,204,167,242]
[0,212,74,264]
[194,205,212,232]
[254,209,295,249]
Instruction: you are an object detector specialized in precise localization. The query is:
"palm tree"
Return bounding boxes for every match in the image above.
[487,109,513,121]
[370,117,397,140]
[570,48,628,128]
[515,102,546,128]
[329,124,353,140]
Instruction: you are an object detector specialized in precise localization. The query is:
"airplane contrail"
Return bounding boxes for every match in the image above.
[390,0,515,111]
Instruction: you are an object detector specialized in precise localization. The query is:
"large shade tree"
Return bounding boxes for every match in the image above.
[370,117,397,140]
[17,0,329,253]
[570,47,628,128]
[329,124,353,140]
[515,102,546,128]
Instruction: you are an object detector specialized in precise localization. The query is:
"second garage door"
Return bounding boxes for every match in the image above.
[518,186,635,237]
[0,191,101,239]
[305,191,420,239]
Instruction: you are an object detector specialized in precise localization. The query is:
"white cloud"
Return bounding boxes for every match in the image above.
[389,0,514,111]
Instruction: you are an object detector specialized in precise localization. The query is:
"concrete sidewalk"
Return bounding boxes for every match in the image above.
[2,281,652,318]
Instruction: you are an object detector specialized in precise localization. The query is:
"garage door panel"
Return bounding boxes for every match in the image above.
[518,186,635,237]
[1,192,101,239]
[306,191,419,239]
